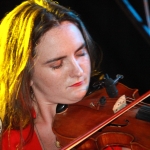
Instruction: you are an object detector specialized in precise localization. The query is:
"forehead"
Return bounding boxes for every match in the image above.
[35,21,84,56]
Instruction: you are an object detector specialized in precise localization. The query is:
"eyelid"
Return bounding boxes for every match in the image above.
[50,60,63,69]
[76,48,88,56]
[52,64,63,70]
[44,56,66,65]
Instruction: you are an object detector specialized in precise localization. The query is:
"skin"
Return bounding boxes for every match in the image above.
[30,21,91,149]
[31,21,91,105]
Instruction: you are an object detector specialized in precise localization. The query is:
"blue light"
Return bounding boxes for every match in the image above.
[122,0,150,36]
[143,25,150,35]
[122,0,143,22]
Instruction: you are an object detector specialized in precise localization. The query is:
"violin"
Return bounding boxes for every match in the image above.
[53,79,150,150]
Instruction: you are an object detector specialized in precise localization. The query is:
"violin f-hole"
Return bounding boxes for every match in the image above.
[108,120,129,127]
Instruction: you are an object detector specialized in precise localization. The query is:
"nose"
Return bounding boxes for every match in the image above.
[69,57,83,77]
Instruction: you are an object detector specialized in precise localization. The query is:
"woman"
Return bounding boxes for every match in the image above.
[0,0,125,149]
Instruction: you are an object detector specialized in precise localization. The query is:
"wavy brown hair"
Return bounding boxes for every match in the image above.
[0,0,101,148]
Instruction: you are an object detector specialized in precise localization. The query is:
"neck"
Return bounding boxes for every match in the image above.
[33,100,57,124]
[33,101,59,150]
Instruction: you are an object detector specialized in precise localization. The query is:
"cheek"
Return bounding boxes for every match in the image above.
[32,68,52,88]
[81,57,91,73]
[32,67,64,90]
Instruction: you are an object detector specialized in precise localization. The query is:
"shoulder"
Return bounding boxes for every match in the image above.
[2,125,42,150]
[2,127,21,149]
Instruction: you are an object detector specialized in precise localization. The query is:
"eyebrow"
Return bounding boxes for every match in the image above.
[43,43,86,65]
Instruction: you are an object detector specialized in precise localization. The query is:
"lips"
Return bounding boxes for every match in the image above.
[70,81,84,87]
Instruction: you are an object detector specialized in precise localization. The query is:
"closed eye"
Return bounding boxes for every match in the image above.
[76,50,87,56]
[52,64,63,70]
[76,47,88,57]
[50,60,63,70]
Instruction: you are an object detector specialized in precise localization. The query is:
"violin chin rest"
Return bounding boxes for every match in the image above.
[56,104,68,114]
[136,105,150,122]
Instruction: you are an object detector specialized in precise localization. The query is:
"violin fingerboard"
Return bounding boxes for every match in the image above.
[136,105,150,122]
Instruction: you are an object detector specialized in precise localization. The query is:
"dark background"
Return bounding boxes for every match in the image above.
[1,0,150,100]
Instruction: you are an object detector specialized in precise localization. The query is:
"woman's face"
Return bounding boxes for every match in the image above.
[30,21,91,105]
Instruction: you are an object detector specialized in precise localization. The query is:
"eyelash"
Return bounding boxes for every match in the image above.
[51,51,87,70]
[52,64,63,70]
[77,52,87,56]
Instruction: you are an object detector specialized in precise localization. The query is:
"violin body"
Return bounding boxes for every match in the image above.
[53,83,150,150]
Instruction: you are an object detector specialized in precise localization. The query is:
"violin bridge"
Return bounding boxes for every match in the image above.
[113,95,127,113]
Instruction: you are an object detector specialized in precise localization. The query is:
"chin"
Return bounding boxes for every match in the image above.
[72,89,88,102]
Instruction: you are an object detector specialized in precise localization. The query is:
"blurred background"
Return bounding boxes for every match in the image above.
[0,0,150,100]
